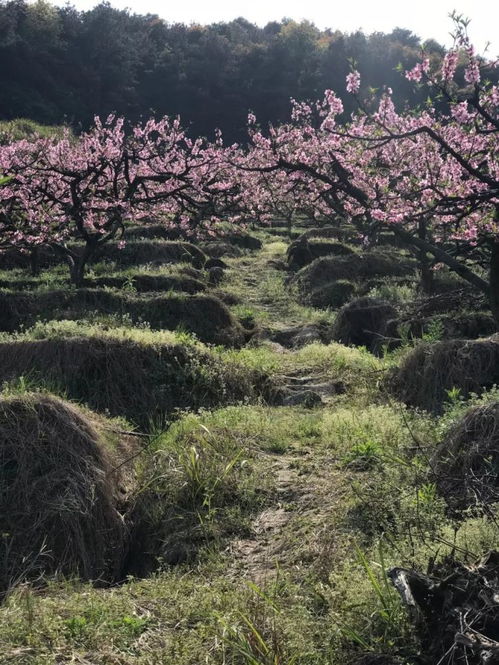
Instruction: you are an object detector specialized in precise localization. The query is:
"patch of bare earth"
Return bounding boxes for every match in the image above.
[228,446,347,584]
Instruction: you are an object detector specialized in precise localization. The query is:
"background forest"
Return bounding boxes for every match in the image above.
[0,0,461,142]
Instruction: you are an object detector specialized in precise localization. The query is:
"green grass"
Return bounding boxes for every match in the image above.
[0,394,497,664]
[1,231,499,665]
[365,280,417,304]
[221,242,335,329]
[0,262,203,293]
[2,318,194,346]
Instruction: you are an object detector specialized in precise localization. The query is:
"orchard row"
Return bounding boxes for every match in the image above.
[0,18,498,317]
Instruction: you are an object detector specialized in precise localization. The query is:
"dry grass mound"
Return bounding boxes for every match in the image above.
[125,226,262,250]
[332,297,398,354]
[199,242,242,259]
[432,402,499,510]
[297,226,359,243]
[287,239,355,271]
[0,290,245,346]
[0,393,125,593]
[0,333,272,428]
[389,338,499,413]
[125,224,184,240]
[399,311,496,341]
[0,277,45,291]
[0,273,207,295]
[375,231,413,248]
[177,266,204,280]
[0,241,207,272]
[293,250,416,292]
[222,233,262,250]
[265,228,301,239]
[307,279,356,308]
[94,240,207,269]
[137,293,246,345]
[89,273,206,294]
[0,246,56,271]
[408,289,486,317]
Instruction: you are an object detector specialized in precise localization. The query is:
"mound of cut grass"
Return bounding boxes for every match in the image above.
[397,311,496,342]
[287,239,355,270]
[94,240,207,269]
[0,289,245,346]
[332,297,398,355]
[0,393,126,593]
[126,225,262,250]
[199,241,243,259]
[433,401,499,510]
[0,323,273,427]
[293,250,417,294]
[221,232,262,250]
[0,245,56,271]
[0,268,207,295]
[125,223,184,240]
[297,226,359,243]
[0,240,207,272]
[307,279,356,308]
[88,272,206,294]
[389,337,499,413]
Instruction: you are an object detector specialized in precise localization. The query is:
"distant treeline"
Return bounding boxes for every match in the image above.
[0,0,470,142]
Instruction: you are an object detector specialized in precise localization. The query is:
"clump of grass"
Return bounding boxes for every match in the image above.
[285,342,386,400]
[321,404,414,456]
[366,281,417,304]
[327,540,416,659]
[127,409,276,573]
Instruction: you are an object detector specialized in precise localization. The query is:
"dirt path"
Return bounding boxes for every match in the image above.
[225,237,346,583]
[228,444,346,583]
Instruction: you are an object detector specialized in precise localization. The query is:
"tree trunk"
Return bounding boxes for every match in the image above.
[287,214,293,240]
[29,247,40,277]
[489,240,499,329]
[391,225,489,294]
[66,242,95,287]
[418,219,434,294]
[419,256,434,294]
[68,257,86,287]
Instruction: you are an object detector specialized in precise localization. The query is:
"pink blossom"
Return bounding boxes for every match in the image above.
[464,60,480,84]
[346,70,360,94]
[405,58,429,83]
[451,101,472,124]
[441,51,459,82]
